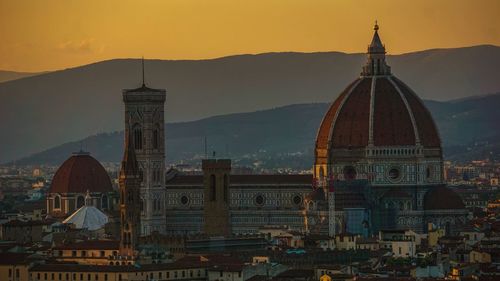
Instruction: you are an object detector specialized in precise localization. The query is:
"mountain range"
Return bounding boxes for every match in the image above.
[1,45,499,163]
[14,92,500,168]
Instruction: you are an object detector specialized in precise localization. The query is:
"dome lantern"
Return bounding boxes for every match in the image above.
[361,21,391,76]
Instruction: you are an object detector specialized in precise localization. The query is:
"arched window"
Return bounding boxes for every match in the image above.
[210,174,216,201]
[54,195,61,209]
[153,126,160,150]
[102,195,108,209]
[76,196,85,208]
[223,174,229,203]
[133,125,142,150]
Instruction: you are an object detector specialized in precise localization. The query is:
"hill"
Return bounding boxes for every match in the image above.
[15,93,500,167]
[0,70,45,83]
[1,45,500,163]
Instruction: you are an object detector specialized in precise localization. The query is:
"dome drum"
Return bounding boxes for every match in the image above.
[47,152,114,218]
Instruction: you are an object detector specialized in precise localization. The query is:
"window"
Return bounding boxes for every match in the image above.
[100,250,105,257]
[104,274,108,281]
[153,127,160,149]
[102,195,108,209]
[77,196,85,208]
[210,174,216,201]
[54,195,61,209]
[133,125,143,150]
[343,166,357,180]
[223,174,229,203]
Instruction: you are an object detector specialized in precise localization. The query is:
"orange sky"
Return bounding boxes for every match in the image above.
[1,0,499,72]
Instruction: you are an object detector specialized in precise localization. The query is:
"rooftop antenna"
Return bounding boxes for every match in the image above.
[142,56,145,87]
[204,137,208,159]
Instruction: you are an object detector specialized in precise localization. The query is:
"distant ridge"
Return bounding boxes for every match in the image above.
[14,92,500,167]
[0,70,46,83]
[1,45,499,163]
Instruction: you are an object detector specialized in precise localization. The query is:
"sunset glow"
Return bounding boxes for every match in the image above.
[1,0,499,72]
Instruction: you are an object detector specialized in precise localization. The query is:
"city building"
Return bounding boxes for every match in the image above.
[46,151,114,218]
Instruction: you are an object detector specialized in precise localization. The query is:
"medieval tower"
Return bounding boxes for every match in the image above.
[202,159,231,236]
[123,60,167,235]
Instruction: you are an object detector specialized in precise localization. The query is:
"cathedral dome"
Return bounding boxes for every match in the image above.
[49,152,113,194]
[423,186,465,210]
[316,76,441,151]
[315,23,441,167]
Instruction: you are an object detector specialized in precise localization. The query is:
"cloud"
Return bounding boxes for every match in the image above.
[57,39,97,53]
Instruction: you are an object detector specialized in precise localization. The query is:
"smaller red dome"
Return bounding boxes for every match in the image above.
[423,186,465,210]
[50,152,113,194]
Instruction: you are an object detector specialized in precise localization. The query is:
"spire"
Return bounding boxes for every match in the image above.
[369,20,384,52]
[141,57,145,87]
[361,21,391,76]
[121,128,139,177]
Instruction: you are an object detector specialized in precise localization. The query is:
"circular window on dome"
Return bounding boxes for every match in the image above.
[255,194,265,206]
[292,195,302,206]
[180,195,189,206]
[388,168,401,181]
[343,166,357,181]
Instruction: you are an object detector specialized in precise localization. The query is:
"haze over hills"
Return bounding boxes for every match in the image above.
[1,45,499,163]
[15,92,500,168]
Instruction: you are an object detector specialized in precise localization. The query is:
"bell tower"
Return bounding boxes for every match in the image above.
[123,59,167,235]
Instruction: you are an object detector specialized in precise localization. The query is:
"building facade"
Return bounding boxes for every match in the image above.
[123,77,167,235]
[165,166,313,235]
[313,23,467,235]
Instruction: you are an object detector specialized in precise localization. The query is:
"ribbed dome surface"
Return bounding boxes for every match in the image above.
[423,186,465,210]
[50,153,113,194]
[315,75,441,152]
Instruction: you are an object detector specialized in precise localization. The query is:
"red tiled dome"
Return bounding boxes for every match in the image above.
[423,186,465,210]
[315,76,440,154]
[49,153,113,194]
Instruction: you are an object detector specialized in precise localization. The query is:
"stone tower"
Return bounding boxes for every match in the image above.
[202,159,231,236]
[123,61,167,235]
[119,131,141,258]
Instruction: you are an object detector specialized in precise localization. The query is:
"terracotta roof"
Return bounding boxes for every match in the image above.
[2,219,54,227]
[123,84,164,93]
[49,153,113,194]
[166,174,312,186]
[54,240,119,250]
[373,78,415,146]
[0,253,32,265]
[424,186,465,210]
[392,77,441,147]
[315,75,441,159]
